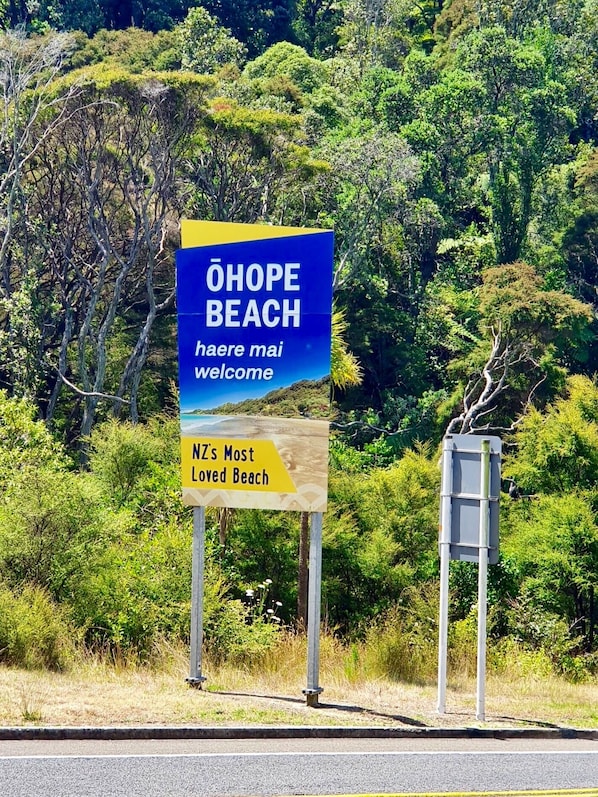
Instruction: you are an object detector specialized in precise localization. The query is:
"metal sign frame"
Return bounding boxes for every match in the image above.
[437,434,502,720]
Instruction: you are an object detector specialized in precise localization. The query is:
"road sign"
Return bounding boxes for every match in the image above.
[177,221,333,704]
[440,433,501,563]
[437,433,502,721]
[176,220,334,512]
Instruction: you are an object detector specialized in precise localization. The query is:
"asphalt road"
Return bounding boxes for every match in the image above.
[1,737,598,796]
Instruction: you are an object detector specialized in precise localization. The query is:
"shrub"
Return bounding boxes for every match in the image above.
[361,586,439,683]
[204,599,282,665]
[0,583,79,670]
[88,417,178,506]
[243,42,328,94]
[0,467,108,600]
[0,391,67,488]
[489,637,554,680]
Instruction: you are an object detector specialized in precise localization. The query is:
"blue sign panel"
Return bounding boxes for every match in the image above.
[176,221,334,512]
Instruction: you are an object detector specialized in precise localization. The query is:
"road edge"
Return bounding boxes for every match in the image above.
[1,725,596,741]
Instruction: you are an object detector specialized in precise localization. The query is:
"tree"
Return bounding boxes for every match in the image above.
[562,149,598,309]
[24,68,208,442]
[444,262,593,434]
[196,0,295,56]
[322,445,439,630]
[502,377,598,652]
[177,6,246,74]
[297,309,362,627]
[321,131,421,289]
[292,0,343,56]
[185,99,323,224]
[243,41,329,94]
[336,0,434,73]
[400,67,487,224]
[314,129,450,433]
[504,374,598,495]
[28,0,104,34]
[0,30,81,402]
[0,390,66,486]
[503,492,598,655]
[457,26,576,263]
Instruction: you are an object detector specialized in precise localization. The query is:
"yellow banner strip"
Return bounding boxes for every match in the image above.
[181,219,327,248]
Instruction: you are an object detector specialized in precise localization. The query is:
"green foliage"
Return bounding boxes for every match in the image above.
[499,590,592,679]
[197,0,295,56]
[337,0,424,70]
[331,309,362,389]
[442,262,593,433]
[218,509,300,617]
[501,392,598,655]
[505,375,598,494]
[447,556,522,639]
[457,26,576,262]
[177,6,247,74]
[1,0,598,676]
[0,467,108,599]
[561,151,598,372]
[0,583,79,670]
[324,446,439,629]
[477,374,598,663]
[489,636,554,679]
[304,84,349,137]
[205,580,283,665]
[293,0,343,56]
[361,585,439,683]
[447,611,478,676]
[0,391,67,486]
[204,598,282,664]
[0,272,44,403]
[28,0,105,34]
[68,28,181,71]
[18,0,269,38]
[243,42,329,94]
[509,494,598,604]
[416,270,482,373]
[87,416,180,507]
[479,262,593,353]
[70,519,193,655]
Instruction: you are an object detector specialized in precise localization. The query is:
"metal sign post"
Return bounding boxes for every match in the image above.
[437,436,453,714]
[476,439,491,720]
[187,506,207,688]
[303,512,324,707]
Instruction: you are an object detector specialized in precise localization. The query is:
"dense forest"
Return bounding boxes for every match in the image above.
[0,0,597,681]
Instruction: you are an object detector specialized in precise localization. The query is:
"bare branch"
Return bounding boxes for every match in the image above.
[55,369,130,404]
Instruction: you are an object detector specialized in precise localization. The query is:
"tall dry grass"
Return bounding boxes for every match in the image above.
[2,629,598,728]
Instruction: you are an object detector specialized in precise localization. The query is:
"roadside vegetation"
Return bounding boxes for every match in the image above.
[0,0,597,711]
[2,385,598,693]
[3,630,598,728]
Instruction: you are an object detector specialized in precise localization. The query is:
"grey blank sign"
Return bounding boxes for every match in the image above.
[442,434,501,564]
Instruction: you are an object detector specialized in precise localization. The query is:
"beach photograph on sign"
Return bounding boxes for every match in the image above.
[176,220,334,512]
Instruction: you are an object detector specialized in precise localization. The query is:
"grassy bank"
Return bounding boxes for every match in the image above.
[1,633,598,729]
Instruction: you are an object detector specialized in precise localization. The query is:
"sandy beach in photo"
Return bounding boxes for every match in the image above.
[180,414,329,511]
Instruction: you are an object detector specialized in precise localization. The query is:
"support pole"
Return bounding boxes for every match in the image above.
[303,511,323,707]
[187,505,207,688]
[476,440,491,720]
[437,437,453,714]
